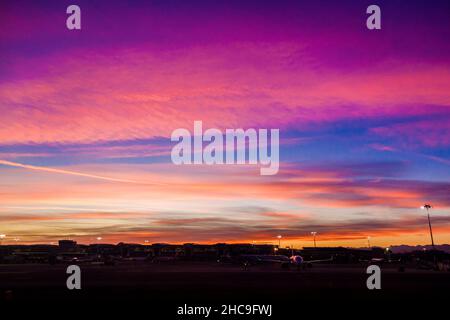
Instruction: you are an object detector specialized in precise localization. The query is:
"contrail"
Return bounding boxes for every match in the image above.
[0,159,161,185]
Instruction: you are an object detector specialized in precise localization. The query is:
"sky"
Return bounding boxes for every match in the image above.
[0,0,449,247]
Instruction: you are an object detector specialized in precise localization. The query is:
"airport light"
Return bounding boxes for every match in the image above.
[276,235,282,248]
[311,232,317,248]
[95,237,103,256]
[421,204,435,248]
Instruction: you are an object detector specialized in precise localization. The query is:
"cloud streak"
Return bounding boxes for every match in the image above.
[0,159,156,184]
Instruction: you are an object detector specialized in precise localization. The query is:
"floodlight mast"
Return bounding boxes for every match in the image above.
[276,235,282,248]
[311,232,317,248]
[421,204,435,248]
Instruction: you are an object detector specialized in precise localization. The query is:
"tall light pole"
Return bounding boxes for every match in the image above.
[367,236,371,249]
[277,235,282,248]
[421,204,435,248]
[311,232,317,248]
[96,236,103,256]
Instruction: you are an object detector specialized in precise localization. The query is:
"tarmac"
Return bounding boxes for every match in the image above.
[1,261,449,305]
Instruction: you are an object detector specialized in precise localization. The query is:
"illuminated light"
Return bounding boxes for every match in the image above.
[421,203,435,248]
[311,232,317,248]
[276,235,282,248]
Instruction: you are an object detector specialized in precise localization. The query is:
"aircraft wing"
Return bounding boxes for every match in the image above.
[304,256,333,264]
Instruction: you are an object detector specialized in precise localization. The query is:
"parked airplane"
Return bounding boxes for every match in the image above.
[237,254,333,269]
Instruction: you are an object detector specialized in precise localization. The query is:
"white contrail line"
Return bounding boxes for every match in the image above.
[0,159,162,185]
[0,206,128,212]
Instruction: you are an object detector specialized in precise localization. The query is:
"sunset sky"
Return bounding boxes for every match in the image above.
[1,0,449,247]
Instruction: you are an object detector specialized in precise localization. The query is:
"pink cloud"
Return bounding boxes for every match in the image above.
[1,45,449,144]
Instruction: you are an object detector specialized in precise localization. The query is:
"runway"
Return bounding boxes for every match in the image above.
[1,262,448,303]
